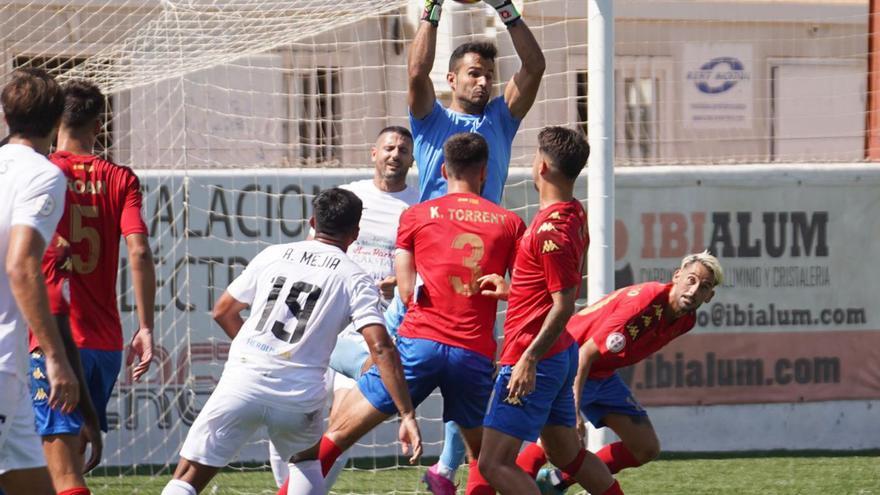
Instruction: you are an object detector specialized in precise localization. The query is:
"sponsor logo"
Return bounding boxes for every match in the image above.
[32,367,46,380]
[606,332,626,353]
[627,289,641,297]
[537,222,556,233]
[542,240,560,253]
[35,194,56,216]
[34,388,48,401]
[503,396,523,406]
[548,211,561,220]
[687,57,750,94]
[627,324,640,339]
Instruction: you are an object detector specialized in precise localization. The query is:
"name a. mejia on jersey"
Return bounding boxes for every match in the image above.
[285,249,341,270]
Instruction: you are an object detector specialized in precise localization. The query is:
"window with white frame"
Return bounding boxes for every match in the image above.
[291,66,341,164]
[615,57,673,164]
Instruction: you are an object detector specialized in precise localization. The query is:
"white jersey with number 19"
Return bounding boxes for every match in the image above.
[224,240,385,412]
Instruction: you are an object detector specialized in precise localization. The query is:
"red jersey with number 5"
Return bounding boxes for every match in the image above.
[499,199,588,365]
[50,151,149,351]
[396,192,525,358]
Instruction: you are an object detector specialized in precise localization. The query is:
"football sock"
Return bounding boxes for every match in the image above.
[324,448,351,488]
[601,479,624,495]
[464,459,495,495]
[161,479,197,495]
[284,460,325,495]
[58,488,91,495]
[515,442,547,478]
[318,435,343,476]
[597,442,641,474]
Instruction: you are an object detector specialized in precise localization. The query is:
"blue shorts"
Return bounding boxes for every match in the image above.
[357,336,494,429]
[483,343,578,442]
[580,372,648,429]
[31,348,122,435]
[30,350,84,436]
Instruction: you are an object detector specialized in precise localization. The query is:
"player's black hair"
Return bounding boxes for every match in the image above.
[312,187,363,237]
[61,79,105,129]
[538,126,590,180]
[443,132,488,178]
[448,41,498,73]
[377,125,413,143]
[1,68,65,138]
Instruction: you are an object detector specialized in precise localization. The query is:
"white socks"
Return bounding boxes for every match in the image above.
[161,479,197,495]
[285,460,326,495]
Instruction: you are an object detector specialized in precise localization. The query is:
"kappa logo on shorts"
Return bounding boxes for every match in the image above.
[32,367,46,380]
[606,332,626,353]
[34,388,48,401]
[503,396,523,406]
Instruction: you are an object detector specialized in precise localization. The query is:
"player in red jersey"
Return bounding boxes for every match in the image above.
[40,79,155,494]
[278,133,524,495]
[524,252,723,493]
[477,127,623,495]
[27,234,103,491]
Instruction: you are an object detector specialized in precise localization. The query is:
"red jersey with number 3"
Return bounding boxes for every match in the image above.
[28,233,73,352]
[396,193,525,358]
[566,281,697,380]
[498,199,587,365]
[50,151,149,351]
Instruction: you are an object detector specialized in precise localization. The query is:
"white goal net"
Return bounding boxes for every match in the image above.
[0,0,872,493]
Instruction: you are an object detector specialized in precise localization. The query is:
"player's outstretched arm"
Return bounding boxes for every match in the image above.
[6,225,79,413]
[213,291,248,339]
[573,338,600,439]
[361,323,422,464]
[408,2,440,120]
[484,0,545,120]
[125,233,156,381]
[507,286,577,400]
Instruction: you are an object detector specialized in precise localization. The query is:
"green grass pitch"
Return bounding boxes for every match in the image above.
[84,453,880,494]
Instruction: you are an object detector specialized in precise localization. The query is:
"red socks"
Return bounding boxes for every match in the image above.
[317,436,343,476]
[602,479,624,495]
[515,442,548,478]
[58,488,91,495]
[464,459,495,495]
[596,442,641,474]
[275,436,343,495]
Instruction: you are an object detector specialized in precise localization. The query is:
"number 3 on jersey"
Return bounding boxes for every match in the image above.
[449,233,485,296]
[255,276,323,344]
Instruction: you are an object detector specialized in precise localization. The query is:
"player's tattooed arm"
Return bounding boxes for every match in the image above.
[213,291,248,339]
[507,286,577,400]
[574,338,600,439]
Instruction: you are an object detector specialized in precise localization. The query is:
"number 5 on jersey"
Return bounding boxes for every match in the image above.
[255,277,323,344]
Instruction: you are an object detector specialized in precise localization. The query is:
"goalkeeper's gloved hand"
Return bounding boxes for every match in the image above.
[422,0,444,27]
[483,0,522,26]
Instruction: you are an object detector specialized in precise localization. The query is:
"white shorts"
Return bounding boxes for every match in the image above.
[332,370,356,392]
[0,373,46,475]
[180,376,324,468]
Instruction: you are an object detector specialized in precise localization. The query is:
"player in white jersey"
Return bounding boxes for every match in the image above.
[162,188,421,495]
[0,68,80,495]
[268,126,419,488]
